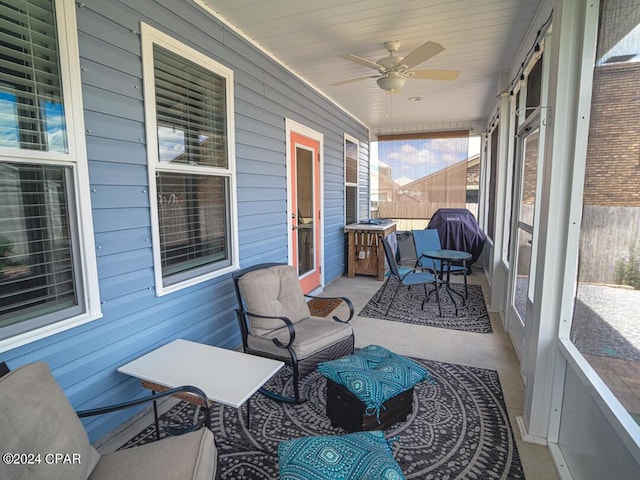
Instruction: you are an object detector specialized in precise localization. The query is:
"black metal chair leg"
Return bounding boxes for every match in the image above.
[385,284,401,315]
[258,387,306,404]
[463,260,469,304]
[375,277,391,302]
[258,359,307,404]
[292,362,301,402]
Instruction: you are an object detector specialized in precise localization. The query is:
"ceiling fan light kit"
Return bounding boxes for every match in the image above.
[333,40,460,93]
[377,73,406,92]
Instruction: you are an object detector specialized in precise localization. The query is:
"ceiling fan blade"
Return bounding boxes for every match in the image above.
[400,41,445,69]
[338,54,382,71]
[331,75,379,86]
[410,69,460,81]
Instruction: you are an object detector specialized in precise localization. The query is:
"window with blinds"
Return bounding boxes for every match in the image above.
[345,136,359,225]
[0,0,89,342]
[0,163,79,336]
[0,0,67,153]
[144,26,235,290]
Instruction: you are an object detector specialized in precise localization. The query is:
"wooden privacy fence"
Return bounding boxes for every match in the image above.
[578,206,640,285]
[374,203,639,285]
[378,201,467,222]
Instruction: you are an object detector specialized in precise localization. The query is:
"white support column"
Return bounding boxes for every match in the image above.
[520,0,597,442]
[488,84,513,315]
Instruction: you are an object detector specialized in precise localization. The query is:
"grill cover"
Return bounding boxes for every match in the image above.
[427,208,486,266]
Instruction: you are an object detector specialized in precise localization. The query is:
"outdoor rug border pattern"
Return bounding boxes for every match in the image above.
[359,278,493,333]
[119,357,523,479]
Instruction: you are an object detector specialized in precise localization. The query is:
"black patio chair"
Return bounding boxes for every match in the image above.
[377,236,442,316]
[232,263,354,403]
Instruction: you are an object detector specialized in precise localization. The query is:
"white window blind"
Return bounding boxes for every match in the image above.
[153,45,226,167]
[0,0,67,153]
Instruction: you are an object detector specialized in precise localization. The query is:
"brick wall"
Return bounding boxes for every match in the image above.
[584,62,640,206]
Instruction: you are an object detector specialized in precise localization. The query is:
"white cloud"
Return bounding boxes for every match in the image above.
[387,143,440,166]
[395,176,414,186]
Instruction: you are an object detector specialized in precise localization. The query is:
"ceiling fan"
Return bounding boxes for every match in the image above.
[332,40,460,93]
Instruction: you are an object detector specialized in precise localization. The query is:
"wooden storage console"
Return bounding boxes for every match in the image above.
[326,378,413,432]
[345,222,396,280]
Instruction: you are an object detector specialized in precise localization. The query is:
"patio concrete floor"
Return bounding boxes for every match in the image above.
[98,267,559,479]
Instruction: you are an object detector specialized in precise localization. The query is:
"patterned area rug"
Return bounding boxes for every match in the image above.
[307,297,342,317]
[119,357,523,479]
[359,278,492,333]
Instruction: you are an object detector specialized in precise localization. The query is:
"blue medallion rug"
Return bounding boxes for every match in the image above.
[119,356,524,479]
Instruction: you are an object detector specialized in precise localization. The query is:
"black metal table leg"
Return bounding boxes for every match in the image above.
[246,396,251,429]
[151,390,160,441]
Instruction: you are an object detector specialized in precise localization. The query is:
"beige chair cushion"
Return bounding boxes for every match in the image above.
[247,316,353,360]
[238,265,311,336]
[0,362,101,480]
[89,429,216,480]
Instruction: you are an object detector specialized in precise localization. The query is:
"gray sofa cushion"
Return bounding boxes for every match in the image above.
[0,362,217,480]
[89,429,216,480]
[0,362,101,480]
[238,265,311,336]
[247,317,353,360]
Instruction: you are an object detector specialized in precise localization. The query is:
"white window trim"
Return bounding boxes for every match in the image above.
[140,23,239,296]
[344,133,359,224]
[0,0,102,354]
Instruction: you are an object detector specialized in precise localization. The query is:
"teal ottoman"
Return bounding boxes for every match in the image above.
[278,430,404,480]
[318,344,432,432]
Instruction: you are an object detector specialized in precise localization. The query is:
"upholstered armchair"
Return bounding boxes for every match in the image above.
[0,362,217,480]
[232,263,355,403]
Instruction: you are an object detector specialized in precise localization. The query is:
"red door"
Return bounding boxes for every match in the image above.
[290,131,321,293]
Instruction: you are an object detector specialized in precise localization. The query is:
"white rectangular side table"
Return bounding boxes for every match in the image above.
[118,339,284,435]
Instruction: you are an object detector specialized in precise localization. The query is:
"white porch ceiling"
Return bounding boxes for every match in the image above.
[196,0,543,133]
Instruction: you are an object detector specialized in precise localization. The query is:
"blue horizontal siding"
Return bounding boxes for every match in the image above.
[2,0,368,444]
[86,137,148,165]
[92,208,151,233]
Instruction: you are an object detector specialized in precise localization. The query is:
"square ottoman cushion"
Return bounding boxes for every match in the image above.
[278,430,404,480]
[318,345,432,419]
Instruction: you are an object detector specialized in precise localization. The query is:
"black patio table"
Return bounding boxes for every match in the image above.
[422,249,472,316]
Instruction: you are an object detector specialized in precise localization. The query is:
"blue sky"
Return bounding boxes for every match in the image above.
[0,91,67,152]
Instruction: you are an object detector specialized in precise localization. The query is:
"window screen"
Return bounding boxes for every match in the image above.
[373,131,470,224]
